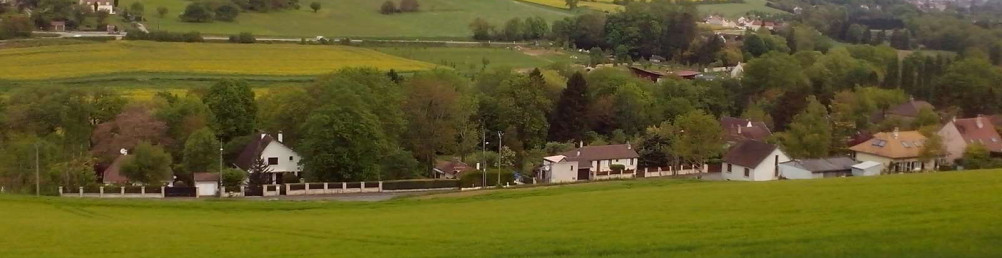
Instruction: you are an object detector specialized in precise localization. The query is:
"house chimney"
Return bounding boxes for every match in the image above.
[977,115,984,129]
[627,142,632,150]
[737,125,743,135]
[260,133,266,140]
[893,127,900,139]
[278,131,284,143]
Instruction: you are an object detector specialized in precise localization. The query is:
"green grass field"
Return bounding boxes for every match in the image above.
[698,0,787,18]
[123,0,572,38]
[1,171,1000,257]
[0,41,435,80]
[372,46,583,74]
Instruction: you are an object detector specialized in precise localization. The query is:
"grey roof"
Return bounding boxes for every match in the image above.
[781,157,858,173]
[723,140,779,168]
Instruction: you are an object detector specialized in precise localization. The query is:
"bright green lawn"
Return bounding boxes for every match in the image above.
[124,0,573,38]
[371,46,583,74]
[1,171,1001,257]
[698,0,787,19]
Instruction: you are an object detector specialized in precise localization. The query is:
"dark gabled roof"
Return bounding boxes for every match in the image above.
[720,116,772,142]
[781,157,857,173]
[723,140,778,168]
[193,172,220,182]
[560,144,640,167]
[887,99,934,117]
[102,155,129,184]
[434,159,475,175]
[234,134,274,170]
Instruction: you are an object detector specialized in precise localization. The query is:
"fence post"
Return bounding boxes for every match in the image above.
[141,186,146,196]
[378,181,383,192]
[361,182,366,192]
[285,184,291,195]
[120,186,125,196]
[99,186,104,197]
[240,185,245,195]
[324,183,329,194]
[342,182,346,193]
[58,186,63,196]
[195,186,199,198]
[79,187,83,197]
[161,186,165,198]
[305,183,310,193]
[1,186,4,193]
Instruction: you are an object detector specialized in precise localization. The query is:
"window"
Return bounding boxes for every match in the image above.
[267,157,279,165]
[289,156,294,161]
[630,159,634,165]
[744,168,750,177]
[727,164,732,173]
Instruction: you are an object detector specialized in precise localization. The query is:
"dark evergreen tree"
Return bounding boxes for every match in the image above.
[547,72,590,142]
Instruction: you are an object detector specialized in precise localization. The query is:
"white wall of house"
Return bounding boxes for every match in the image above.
[548,161,578,183]
[778,164,821,180]
[722,149,790,181]
[588,158,638,173]
[260,142,302,173]
[852,163,882,177]
[937,123,967,164]
[854,152,932,173]
[196,181,218,197]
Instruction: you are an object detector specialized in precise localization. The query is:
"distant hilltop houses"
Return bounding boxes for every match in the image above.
[703,15,784,32]
[79,0,115,14]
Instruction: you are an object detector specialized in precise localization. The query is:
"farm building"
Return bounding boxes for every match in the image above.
[778,157,858,180]
[937,116,1002,165]
[540,144,639,183]
[234,133,302,184]
[849,129,936,173]
[193,172,220,197]
[852,161,883,176]
[871,98,934,126]
[721,140,791,181]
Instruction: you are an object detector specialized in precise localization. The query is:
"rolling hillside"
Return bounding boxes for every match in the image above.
[1,171,1000,257]
[122,0,574,38]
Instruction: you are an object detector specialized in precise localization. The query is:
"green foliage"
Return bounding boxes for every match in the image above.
[300,94,386,182]
[380,1,397,14]
[743,51,809,93]
[228,32,256,43]
[180,2,214,22]
[119,141,173,185]
[398,0,419,12]
[203,79,257,142]
[548,72,590,142]
[214,4,241,22]
[468,17,494,41]
[934,58,1002,116]
[495,69,552,150]
[777,96,832,159]
[381,179,457,190]
[459,169,514,187]
[157,6,169,18]
[403,69,473,170]
[962,143,999,170]
[309,2,321,12]
[182,128,220,176]
[221,168,245,188]
[0,15,33,40]
[671,110,723,171]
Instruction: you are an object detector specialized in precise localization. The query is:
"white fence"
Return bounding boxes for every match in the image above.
[58,186,166,198]
[640,164,706,178]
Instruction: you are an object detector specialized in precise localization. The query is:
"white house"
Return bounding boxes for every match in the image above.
[852,161,883,177]
[849,129,935,173]
[234,132,302,184]
[540,144,639,183]
[721,140,791,181]
[778,157,857,180]
[193,172,219,197]
[80,0,115,14]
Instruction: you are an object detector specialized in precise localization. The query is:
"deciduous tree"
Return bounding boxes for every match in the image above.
[119,141,173,185]
[670,110,723,178]
[777,96,832,159]
[203,79,257,142]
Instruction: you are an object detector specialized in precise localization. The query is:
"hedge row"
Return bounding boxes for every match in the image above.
[381,179,459,190]
[125,30,204,42]
[460,169,515,188]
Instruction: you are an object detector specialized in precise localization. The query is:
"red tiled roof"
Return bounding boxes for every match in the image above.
[102,155,130,184]
[560,144,639,168]
[193,172,220,182]
[720,117,772,142]
[434,159,475,176]
[723,140,778,168]
[951,117,1002,152]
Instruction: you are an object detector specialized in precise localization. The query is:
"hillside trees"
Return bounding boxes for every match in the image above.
[299,91,386,182]
[90,105,172,163]
[203,79,257,142]
[670,110,723,178]
[182,128,220,176]
[548,72,590,142]
[180,2,214,22]
[402,70,474,172]
[380,1,397,14]
[0,15,33,40]
[309,2,320,13]
[776,96,832,159]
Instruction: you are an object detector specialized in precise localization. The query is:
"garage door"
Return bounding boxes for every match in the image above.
[196,182,217,196]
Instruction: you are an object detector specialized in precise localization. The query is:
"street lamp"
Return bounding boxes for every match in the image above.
[218,139,224,198]
[35,142,40,196]
[497,131,503,187]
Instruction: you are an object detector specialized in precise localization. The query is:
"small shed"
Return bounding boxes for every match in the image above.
[50,21,66,32]
[778,157,857,180]
[852,161,883,177]
[193,172,220,197]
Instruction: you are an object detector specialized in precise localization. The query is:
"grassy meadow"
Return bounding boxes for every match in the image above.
[698,0,787,18]
[1,171,1001,257]
[0,41,435,80]
[518,0,624,12]
[122,0,573,38]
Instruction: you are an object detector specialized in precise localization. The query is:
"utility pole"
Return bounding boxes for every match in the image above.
[35,143,40,196]
[219,139,224,197]
[497,131,503,187]
[482,126,487,188]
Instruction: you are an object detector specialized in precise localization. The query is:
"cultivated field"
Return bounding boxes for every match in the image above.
[518,0,624,12]
[699,0,787,18]
[122,0,572,38]
[372,46,583,74]
[1,171,1000,257]
[0,41,435,80]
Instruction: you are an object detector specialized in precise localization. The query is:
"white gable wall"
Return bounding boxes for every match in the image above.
[548,161,578,183]
[260,142,302,173]
[937,122,967,164]
[722,149,791,181]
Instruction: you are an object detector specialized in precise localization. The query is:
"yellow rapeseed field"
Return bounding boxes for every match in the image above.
[0,41,436,80]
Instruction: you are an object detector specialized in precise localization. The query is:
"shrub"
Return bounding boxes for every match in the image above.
[379,0,397,14]
[180,3,214,23]
[215,4,240,22]
[282,173,301,184]
[610,164,626,172]
[459,169,515,188]
[229,32,256,43]
[222,168,246,188]
[0,15,33,40]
